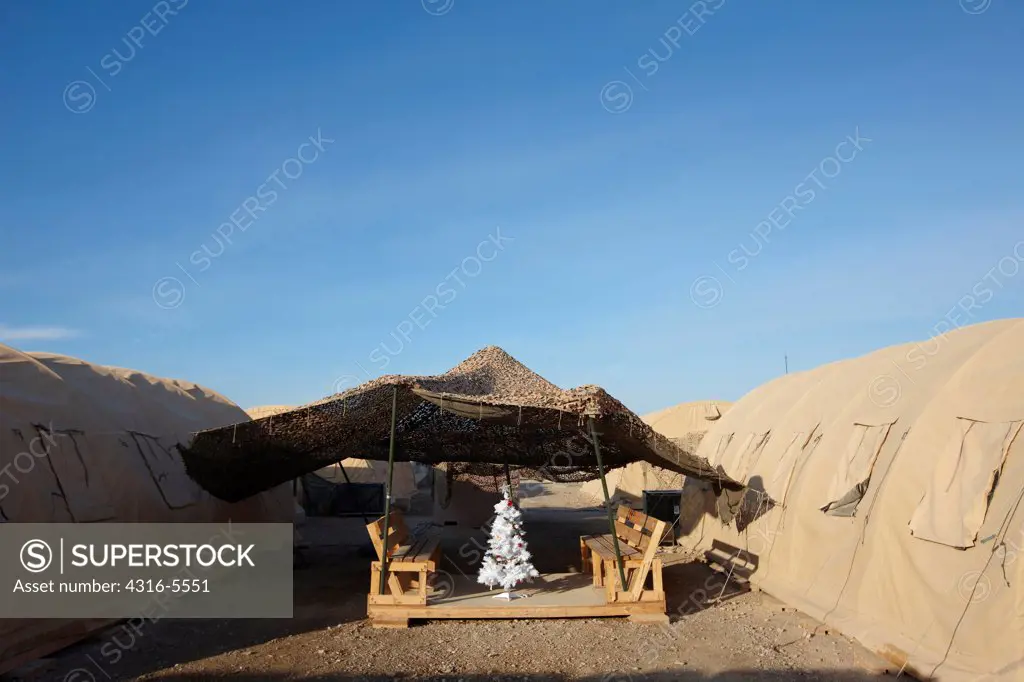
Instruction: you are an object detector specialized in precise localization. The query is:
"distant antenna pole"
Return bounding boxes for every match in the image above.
[785,355,789,374]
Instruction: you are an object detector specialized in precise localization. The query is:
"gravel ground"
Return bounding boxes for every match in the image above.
[12,505,894,682]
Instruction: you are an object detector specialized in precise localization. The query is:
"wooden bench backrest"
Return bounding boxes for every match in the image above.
[614,506,667,552]
[616,506,669,600]
[366,510,408,561]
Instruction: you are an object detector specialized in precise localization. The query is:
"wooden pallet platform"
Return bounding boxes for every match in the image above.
[367,572,667,627]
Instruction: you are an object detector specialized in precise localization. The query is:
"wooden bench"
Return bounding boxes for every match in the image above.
[580,506,667,604]
[365,510,442,608]
[702,539,757,603]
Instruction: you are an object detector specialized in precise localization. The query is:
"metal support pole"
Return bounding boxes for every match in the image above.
[503,459,513,498]
[337,460,353,485]
[378,386,399,596]
[589,416,627,592]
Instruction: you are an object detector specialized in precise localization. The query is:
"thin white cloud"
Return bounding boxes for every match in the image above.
[0,325,80,341]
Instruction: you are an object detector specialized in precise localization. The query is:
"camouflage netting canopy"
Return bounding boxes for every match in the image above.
[181,347,742,503]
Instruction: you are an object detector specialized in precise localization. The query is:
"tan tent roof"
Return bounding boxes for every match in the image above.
[0,343,291,675]
[642,400,732,439]
[579,400,735,504]
[183,346,742,502]
[246,405,295,420]
[680,318,1024,681]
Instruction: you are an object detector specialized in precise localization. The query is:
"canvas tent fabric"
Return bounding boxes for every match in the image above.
[312,460,417,501]
[677,318,1024,681]
[184,347,742,503]
[578,459,692,506]
[0,344,293,675]
[246,404,295,420]
[642,400,730,440]
[579,400,733,504]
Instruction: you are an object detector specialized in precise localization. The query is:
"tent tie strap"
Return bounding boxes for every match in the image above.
[998,541,1012,587]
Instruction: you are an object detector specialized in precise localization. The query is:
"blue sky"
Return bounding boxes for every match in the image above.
[1,0,1022,414]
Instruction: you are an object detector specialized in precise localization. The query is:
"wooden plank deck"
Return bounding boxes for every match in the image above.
[367,572,667,627]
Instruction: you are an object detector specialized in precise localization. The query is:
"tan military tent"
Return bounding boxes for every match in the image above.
[579,400,732,505]
[0,345,292,674]
[643,399,730,439]
[679,318,1024,681]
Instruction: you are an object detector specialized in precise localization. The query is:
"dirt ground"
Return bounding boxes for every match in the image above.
[10,501,895,682]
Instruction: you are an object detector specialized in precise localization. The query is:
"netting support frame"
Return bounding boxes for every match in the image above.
[503,459,513,499]
[378,386,399,596]
[589,415,627,590]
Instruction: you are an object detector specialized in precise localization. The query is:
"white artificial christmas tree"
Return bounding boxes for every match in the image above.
[477,484,539,600]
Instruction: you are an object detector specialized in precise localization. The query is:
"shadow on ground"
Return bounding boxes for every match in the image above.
[663,560,750,620]
[43,517,608,680]
[93,671,899,681]
[42,542,370,681]
[29,513,907,682]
